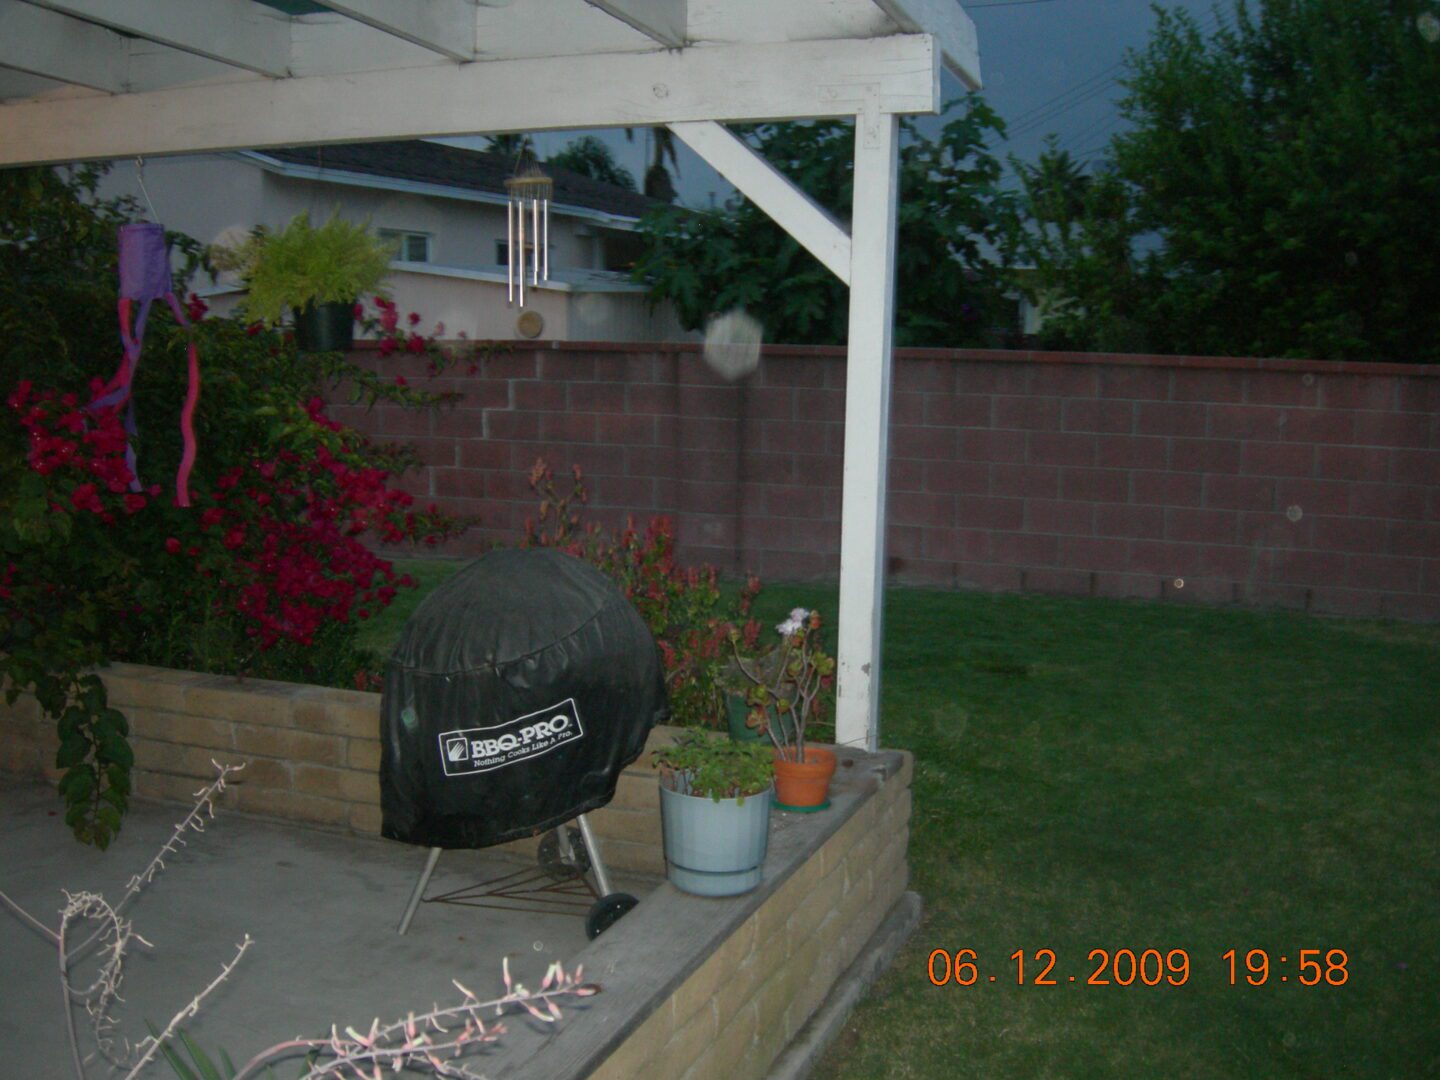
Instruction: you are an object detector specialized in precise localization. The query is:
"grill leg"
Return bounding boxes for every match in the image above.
[397,846,443,935]
[575,814,613,898]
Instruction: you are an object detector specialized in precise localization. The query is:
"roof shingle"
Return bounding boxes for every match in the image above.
[259,139,657,220]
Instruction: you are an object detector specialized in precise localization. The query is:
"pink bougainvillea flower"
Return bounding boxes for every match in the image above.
[165,537,182,555]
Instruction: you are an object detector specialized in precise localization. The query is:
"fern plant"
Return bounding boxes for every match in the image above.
[216,212,396,326]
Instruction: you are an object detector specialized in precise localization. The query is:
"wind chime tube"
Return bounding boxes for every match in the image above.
[507,199,514,304]
[532,196,540,287]
[518,194,526,307]
[542,199,549,281]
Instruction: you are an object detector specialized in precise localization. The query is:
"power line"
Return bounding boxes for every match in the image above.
[968,0,1067,8]
[999,9,1219,145]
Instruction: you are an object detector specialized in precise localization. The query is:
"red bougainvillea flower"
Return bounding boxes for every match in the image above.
[70,482,103,514]
[164,537,182,555]
[407,311,420,326]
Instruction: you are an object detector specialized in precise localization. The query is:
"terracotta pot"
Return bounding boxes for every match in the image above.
[772,746,836,808]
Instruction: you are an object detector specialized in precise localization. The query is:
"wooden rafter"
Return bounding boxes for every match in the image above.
[313,0,476,62]
[874,0,980,88]
[0,35,938,167]
[24,0,292,78]
[0,1,127,93]
[584,0,686,48]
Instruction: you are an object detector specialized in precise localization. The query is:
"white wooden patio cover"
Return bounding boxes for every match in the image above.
[0,0,981,751]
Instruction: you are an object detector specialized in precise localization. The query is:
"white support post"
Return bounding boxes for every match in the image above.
[835,106,899,752]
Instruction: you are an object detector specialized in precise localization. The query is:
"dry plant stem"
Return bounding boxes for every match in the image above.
[67,762,244,965]
[0,886,60,944]
[122,936,253,1080]
[0,762,246,1080]
[229,961,597,1080]
[58,915,86,1080]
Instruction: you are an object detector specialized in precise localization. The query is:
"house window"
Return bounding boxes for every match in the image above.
[379,229,431,263]
[496,240,541,267]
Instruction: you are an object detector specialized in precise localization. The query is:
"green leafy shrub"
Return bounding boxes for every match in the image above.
[215,211,397,326]
[652,730,774,802]
[521,460,761,729]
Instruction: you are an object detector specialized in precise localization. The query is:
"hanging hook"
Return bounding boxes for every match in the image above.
[134,156,158,222]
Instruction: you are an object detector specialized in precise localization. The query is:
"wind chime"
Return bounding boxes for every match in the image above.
[505,158,552,307]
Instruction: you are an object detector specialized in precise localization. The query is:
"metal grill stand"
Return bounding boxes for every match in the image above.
[396,813,637,939]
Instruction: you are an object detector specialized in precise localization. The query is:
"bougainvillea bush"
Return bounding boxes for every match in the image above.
[0,166,469,846]
[521,459,761,729]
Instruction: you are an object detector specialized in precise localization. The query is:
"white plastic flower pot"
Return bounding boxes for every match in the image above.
[659,783,772,897]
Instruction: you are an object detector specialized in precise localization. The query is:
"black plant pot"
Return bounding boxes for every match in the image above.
[292,300,355,353]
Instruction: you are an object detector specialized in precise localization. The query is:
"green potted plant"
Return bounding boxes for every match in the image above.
[653,731,774,897]
[211,212,396,351]
[729,607,837,810]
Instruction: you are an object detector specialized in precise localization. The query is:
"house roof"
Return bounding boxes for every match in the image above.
[257,140,657,223]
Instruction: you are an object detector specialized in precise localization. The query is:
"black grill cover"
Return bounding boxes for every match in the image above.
[380,548,667,849]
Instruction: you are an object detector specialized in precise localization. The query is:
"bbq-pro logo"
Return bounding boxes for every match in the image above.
[438,699,584,776]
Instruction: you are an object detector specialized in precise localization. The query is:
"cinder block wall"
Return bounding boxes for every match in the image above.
[330,343,1439,621]
[0,662,668,873]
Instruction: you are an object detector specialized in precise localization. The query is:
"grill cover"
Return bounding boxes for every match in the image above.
[380,547,667,849]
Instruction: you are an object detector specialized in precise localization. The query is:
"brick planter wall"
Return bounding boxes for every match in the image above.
[331,343,1439,621]
[0,663,666,873]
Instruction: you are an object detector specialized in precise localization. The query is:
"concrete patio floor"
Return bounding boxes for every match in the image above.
[0,778,656,1078]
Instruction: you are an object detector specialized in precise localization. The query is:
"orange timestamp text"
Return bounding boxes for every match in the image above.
[926,948,1349,987]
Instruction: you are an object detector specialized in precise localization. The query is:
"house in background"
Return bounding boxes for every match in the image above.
[97,139,694,342]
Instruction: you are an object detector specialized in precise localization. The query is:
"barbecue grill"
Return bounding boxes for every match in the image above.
[380,547,667,938]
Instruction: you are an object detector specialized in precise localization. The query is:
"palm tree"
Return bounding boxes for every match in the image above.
[624,127,680,203]
[483,133,534,161]
[547,135,637,190]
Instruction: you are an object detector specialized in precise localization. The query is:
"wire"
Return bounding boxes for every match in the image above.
[968,0,1067,8]
[133,157,158,222]
[999,8,1220,145]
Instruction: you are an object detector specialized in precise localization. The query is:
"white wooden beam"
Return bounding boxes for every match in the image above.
[834,105,900,752]
[584,0,686,48]
[668,120,851,285]
[0,0,126,93]
[874,0,980,89]
[314,0,476,62]
[0,35,940,167]
[24,0,291,78]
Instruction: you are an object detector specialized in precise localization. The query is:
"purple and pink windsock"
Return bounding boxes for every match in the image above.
[89,222,201,507]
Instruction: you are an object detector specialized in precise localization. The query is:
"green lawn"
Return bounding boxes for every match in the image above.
[367,562,1440,1077]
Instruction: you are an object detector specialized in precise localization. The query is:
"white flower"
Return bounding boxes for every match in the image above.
[1419,12,1440,43]
[776,608,810,637]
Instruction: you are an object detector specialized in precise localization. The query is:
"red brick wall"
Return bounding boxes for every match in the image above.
[328,343,1440,621]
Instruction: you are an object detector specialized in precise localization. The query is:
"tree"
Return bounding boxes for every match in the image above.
[547,135,636,190]
[625,127,681,203]
[633,97,1017,347]
[1011,0,1440,362]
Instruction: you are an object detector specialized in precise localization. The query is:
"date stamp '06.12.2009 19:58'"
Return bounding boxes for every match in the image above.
[927,948,1351,988]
